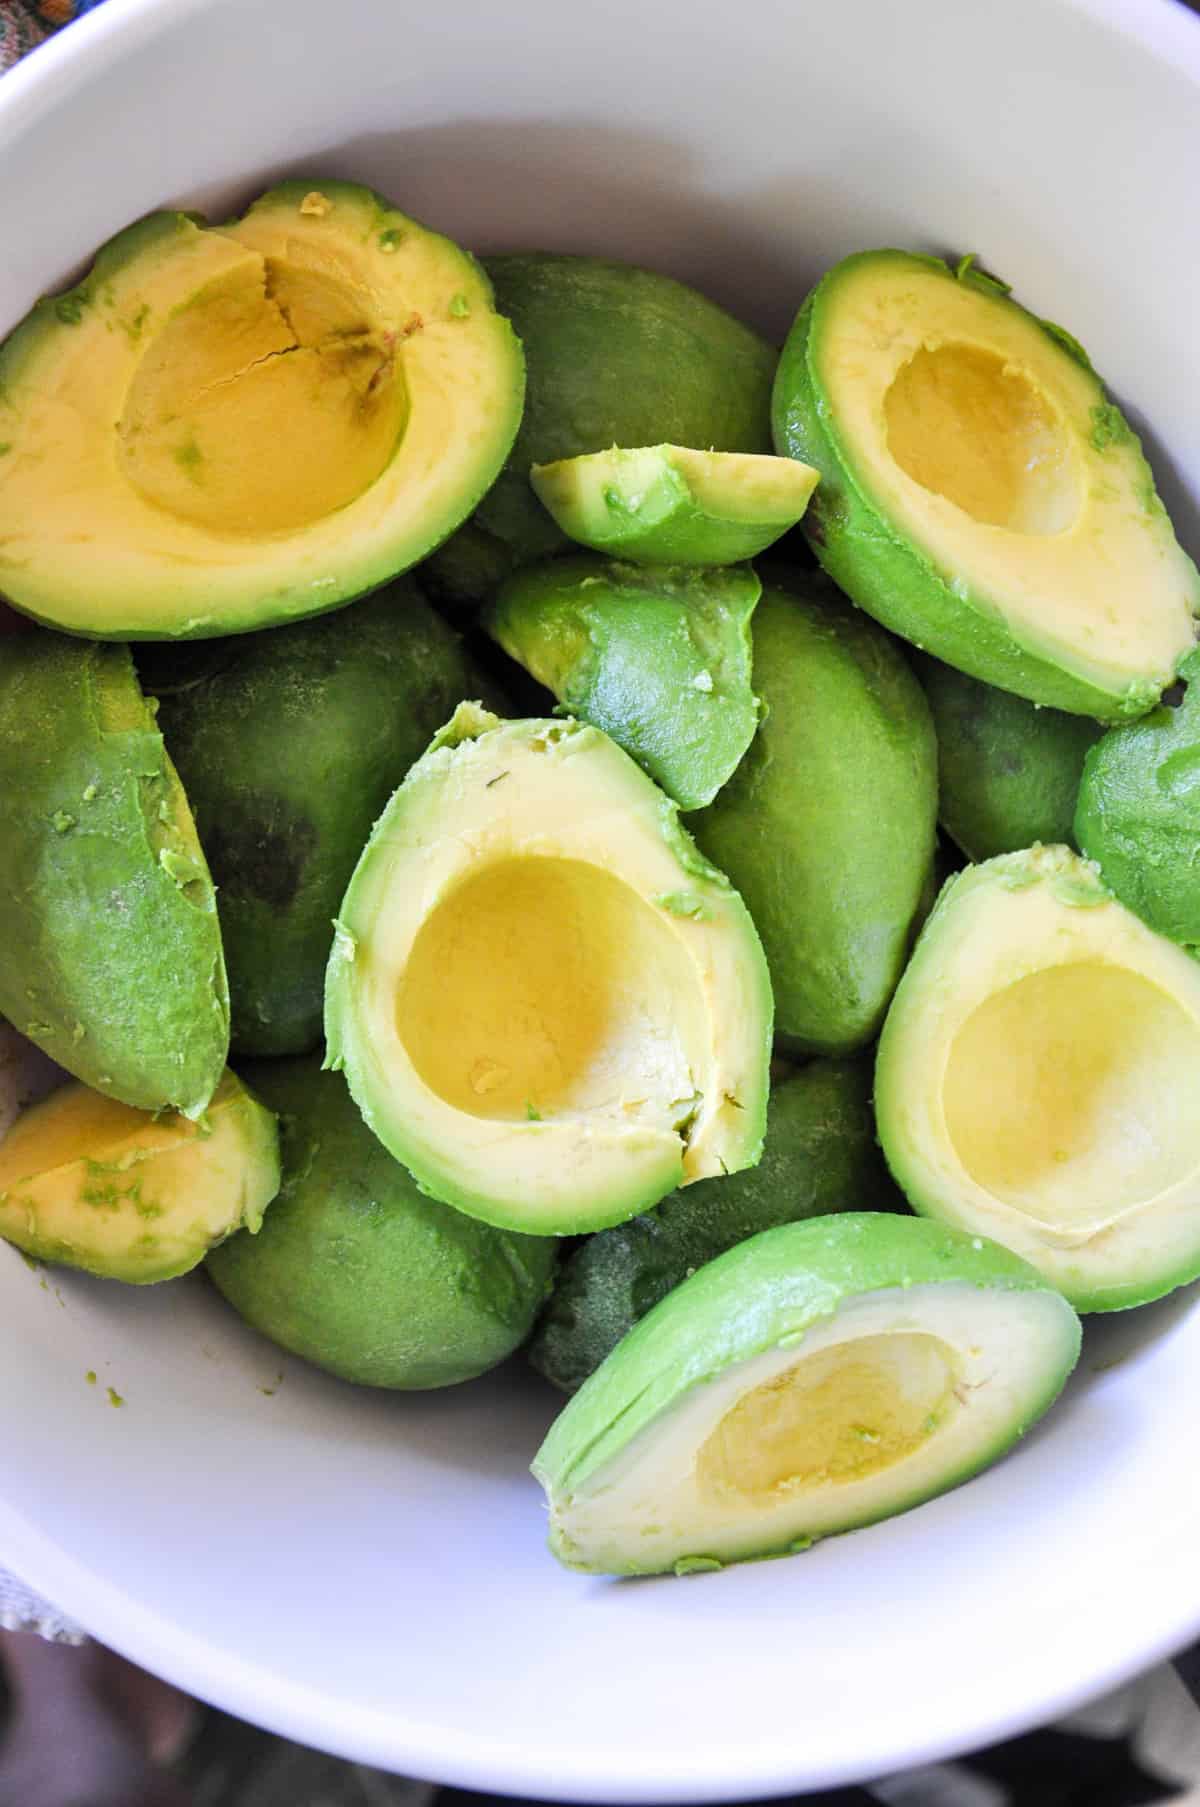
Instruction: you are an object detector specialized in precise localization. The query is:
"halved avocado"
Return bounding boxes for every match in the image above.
[324,704,772,1235]
[530,446,818,565]
[486,558,761,810]
[530,1054,900,1394]
[0,1069,279,1283]
[1074,646,1200,947]
[773,251,1199,718]
[916,654,1102,861]
[0,183,524,638]
[533,1213,1080,1576]
[875,844,1200,1311]
[0,633,228,1117]
[208,1055,557,1388]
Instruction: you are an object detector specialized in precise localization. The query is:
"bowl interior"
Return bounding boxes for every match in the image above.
[1,0,1200,1796]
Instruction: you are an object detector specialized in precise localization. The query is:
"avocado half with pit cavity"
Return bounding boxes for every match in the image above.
[534,1212,1080,1576]
[773,250,1199,718]
[876,844,1200,1311]
[0,183,524,638]
[324,704,772,1235]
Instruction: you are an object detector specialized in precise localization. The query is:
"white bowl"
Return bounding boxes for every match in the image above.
[2,0,1200,1796]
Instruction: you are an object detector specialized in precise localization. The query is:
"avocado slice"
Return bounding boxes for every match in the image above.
[325,703,772,1235]
[530,1055,901,1393]
[876,844,1200,1311]
[533,1212,1080,1575]
[147,579,470,1057]
[0,1069,279,1283]
[690,574,937,1054]
[1074,648,1200,947]
[530,446,818,565]
[0,184,523,638]
[772,251,1199,718]
[207,1055,556,1388]
[916,654,1103,861]
[0,633,228,1116]
[486,558,760,810]
[468,254,777,562]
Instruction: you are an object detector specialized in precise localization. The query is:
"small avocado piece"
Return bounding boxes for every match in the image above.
[325,704,772,1235]
[530,1056,900,1393]
[207,1055,557,1388]
[485,558,760,810]
[876,844,1200,1311]
[530,446,818,566]
[773,250,1199,718]
[468,254,777,562]
[0,185,523,638]
[533,1212,1080,1575]
[916,654,1103,860]
[1074,647,1200,947]
[0,1069,279,1283]
[0,633,228,1116]
[690,574,938,1054]
[148,580,470,1057]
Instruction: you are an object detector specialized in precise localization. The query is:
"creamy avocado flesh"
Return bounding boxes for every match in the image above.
[325,705,772,1235]
[773,251,1199,717]
[876,845,1200,1311]
[0,184,524,637]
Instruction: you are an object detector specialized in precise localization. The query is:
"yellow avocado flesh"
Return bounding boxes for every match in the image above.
[0,194,522,636]
[0,1069,279,1282]
[816,260,1197,696]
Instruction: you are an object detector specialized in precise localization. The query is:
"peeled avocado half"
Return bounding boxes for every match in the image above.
[773,250,1199,718]
[534,1213,1080,1576]
[876,845,1200,1311]
[0,1069,279,1283]
[0,183,524,637]
[324,704,772,1235]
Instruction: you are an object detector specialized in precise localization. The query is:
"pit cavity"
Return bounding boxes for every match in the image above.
[396,856,705,1129]
[696,1331,960,1504]
[117,259,406,536]
[884,342,1080,535]
[943,961,1200,1231]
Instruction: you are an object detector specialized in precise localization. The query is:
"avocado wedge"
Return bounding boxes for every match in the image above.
[876,844,1200,1310]
[773,250,1199,718]
[324,704,772,1235]
[530,446,818,565]
[0,184,523,638]
[0,1069,279,1283]
[533,1213,1080,1575]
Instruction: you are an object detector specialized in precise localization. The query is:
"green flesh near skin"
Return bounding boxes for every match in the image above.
[324,704,772,1235]
[690,574,938,1054]
[149,579,470,1056]
[772,249,1199,718]
[0,1068,279,1283]
[530,445,818,565]
[533,1212,1080,1575]
[486,557,761,811]
[875,844,1200,1311]
[0,634,228,1115]
[530,1055,902,1393]
[207,1056,556,1388]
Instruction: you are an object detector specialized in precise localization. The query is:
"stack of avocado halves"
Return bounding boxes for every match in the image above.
[0,183,1197,1577]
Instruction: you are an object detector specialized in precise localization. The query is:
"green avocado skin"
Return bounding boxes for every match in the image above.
[0,634,228,1115]
[690,577,938,1054]
[1075,646,1200,947]
[772,250,1194,721]
[486,557,761,811]
[206,1055,558,1389]
[530,1056,900,1393]
[916,654,1102,861]
[149,581,469,1057]
[474,254,777,561]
